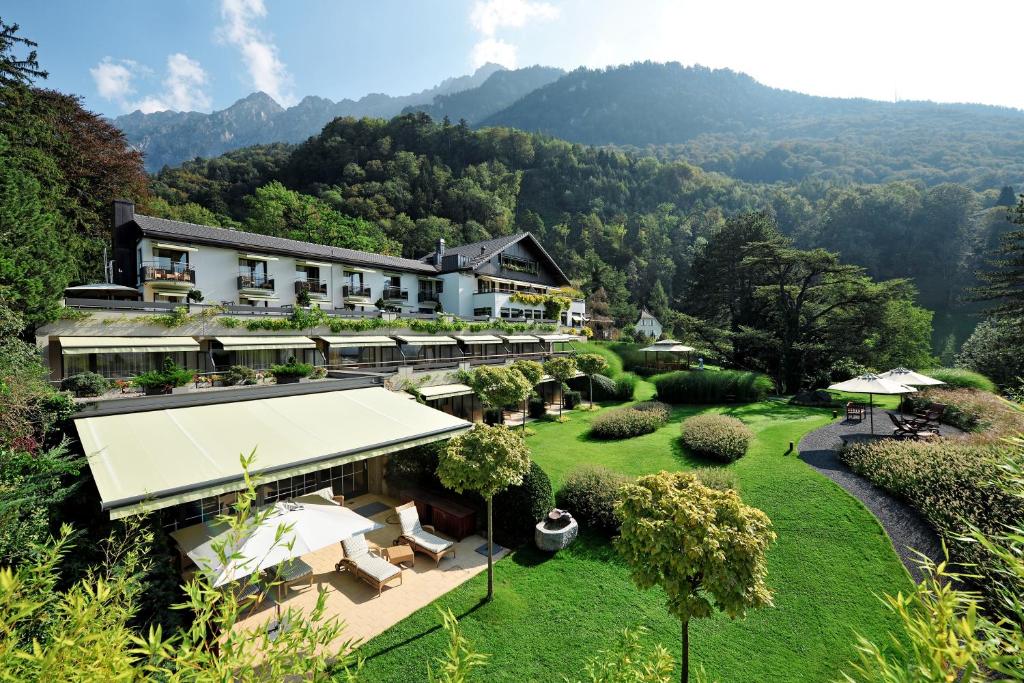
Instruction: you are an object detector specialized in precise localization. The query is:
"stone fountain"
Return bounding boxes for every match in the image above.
[534,508,578,552]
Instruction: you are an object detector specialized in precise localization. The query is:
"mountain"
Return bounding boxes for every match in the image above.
[117,63,506,171]
[482,62,1024,189]
[402,65,564,124]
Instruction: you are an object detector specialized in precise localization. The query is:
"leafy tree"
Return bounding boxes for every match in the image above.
[956,317,1024,387]
[615,471,776,683]
[510,359,544,428]
[864,299,936,371]
[647,281,670,323]
[974,197,1024,318]
[575,353,608,408]
[543,356,578,418]
[437,425,531,602]
[466,365,533,425]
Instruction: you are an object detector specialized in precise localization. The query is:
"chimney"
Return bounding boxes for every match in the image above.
[113,199,135,231]
[434,238,445,266]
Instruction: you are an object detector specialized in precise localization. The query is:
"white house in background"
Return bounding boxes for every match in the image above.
[636,309,662,339]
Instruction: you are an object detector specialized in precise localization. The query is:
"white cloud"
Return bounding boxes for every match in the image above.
[219,0,294,105]
[91,54,211,114]
[468,0,558,69]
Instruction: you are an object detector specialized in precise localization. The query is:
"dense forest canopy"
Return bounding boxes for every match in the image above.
[151,112,1011,348]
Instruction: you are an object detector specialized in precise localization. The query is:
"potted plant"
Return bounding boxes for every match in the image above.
[133,357,196,396]
[187,289,204,303]
[269,356,314,384]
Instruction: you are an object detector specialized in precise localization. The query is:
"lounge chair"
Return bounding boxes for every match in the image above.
[395,501,457,566]
[887,412,917,438]
[334,534,402,597]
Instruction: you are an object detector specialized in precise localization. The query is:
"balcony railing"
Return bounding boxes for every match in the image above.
[140,261,195,285]
[237,272,275,291]
[382,286,408,301]
[418,291,440,304]
[295,278,328,297]
[343,284,372,299]
[499,254,538,276]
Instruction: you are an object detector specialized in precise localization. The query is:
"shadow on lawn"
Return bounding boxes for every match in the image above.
[359,598,489,664]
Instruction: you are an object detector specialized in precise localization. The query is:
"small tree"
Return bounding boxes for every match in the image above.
[575,353,608,408]
[615,471,776,683]
[437,425,531,602]
[466,365,533,425]
[511,359,544,428]
[543,356,578,418]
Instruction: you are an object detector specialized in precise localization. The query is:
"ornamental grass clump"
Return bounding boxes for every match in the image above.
[590,402,670,440]
[655,370,773,404]
[907,387,1024,438]
[921,367,997,393]
[680,414,753,462]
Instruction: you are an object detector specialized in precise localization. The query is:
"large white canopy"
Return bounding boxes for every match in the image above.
[171,492,382,587]
[75,387,472,519]
[877,368,945,386]
[828,374,917,395]
[418,383,475,400]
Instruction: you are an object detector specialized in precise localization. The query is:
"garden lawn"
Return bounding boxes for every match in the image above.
[353,382,912,682]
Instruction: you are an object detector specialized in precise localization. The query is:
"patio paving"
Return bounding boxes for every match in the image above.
[231,492,504,648]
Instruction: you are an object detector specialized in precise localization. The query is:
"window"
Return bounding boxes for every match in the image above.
[154,247,189,269]
[474,307,492,317]
[238,258,270,288]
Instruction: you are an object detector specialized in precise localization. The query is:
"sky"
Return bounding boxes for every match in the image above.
[7,0,1024,118]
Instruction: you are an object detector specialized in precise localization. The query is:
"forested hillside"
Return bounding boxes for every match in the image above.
[151,113,1015,348]
[483,62,1024,189]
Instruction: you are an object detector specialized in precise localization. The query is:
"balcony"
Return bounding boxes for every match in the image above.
[295,278,328,298]
[237,272,275,292]
[417,291,440,305]
[382,286,408,301]
[499,254,538,276]
[343,284,372,299]
[140,262,195,287]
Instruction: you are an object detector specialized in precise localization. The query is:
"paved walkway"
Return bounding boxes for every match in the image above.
[797,408,962,581]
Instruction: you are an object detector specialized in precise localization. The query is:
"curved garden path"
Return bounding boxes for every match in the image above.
[797,408,960,581]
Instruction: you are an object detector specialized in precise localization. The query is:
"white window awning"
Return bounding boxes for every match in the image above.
[394,335,457,346]
[75,387,472,519]
[318,335,396,348]
[535,333,581,342]
[417,383,475,400]
[499,334,540,344]
[453,335,503,344]
[60,336,200,355]
[213,336,315,351]
[154,242,199,253]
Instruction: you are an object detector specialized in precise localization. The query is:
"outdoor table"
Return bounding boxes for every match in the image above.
[384,544,415,568]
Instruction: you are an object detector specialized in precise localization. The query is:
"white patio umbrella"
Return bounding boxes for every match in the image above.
[827,373,917,434]
[172,492,383,588]
[877,368,946,387]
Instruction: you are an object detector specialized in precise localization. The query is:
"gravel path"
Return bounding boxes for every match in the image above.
[797,408,961,582]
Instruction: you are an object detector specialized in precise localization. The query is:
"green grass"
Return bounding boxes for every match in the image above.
[354,382,912,682]
[570,341,624,377]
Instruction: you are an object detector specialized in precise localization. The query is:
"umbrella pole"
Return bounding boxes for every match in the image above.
[869,394,874,434]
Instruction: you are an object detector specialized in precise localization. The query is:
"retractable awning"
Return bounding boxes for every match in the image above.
[534,333,580,342]
[453,335,503,344]
[394,335,457,346]
[60,336,200,355]
[75,387,472,519]
[318,335,397,348]
[213,336,315,351]
[499,334,540,344]
[418,383,475,400]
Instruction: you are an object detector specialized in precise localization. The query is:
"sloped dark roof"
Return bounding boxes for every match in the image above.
[422,232,571,285]
[133,214,439,274]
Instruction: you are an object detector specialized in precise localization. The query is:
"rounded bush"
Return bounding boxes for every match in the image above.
[492,461,553,546]
[563,390,582,409]
[60,372,109,397]
[555,465,629,537]
[612,373,639,401]
[921,368,997,393]
[655,370,773,404]
[631,400,670,421]
[680,414,753,462]
[528,396,547,418]
[590,403,669,439]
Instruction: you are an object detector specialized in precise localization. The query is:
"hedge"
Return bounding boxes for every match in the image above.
[555,465,629,537]
[680,414,753,462]
[492,461,553,546]
[655,370,773,404]
[590,402,670,440]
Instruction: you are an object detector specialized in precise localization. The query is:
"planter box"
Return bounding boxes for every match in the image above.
[274,375,302,385]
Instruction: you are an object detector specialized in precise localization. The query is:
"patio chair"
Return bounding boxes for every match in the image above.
[334,534,403,597]
[846,402,867,421]
[887,412,917,439]
[395,501,457,566]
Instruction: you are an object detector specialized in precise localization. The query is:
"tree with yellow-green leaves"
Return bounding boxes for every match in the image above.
[615,471,776,683]
[543,356,578,418]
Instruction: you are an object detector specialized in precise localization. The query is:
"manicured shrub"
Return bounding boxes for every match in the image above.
[692,466,739,492]
[60,372,109,398]
[612,373,639,401]
[590,404,669,440]
[631,400,671,421]
[133,357,194,394]
[528,396,547,418]
[841,438,1021,605]
[555,465,629,537]
[588,373,618,399]
[655,370,773,404]
[483,407,504,425]
[269,356,313,381]
[564,390,582,409]
[906,387,1024,438]
[224,364,257,386]
[920,367,997,393]
[492,461,553,546]
[680,414,753,462]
